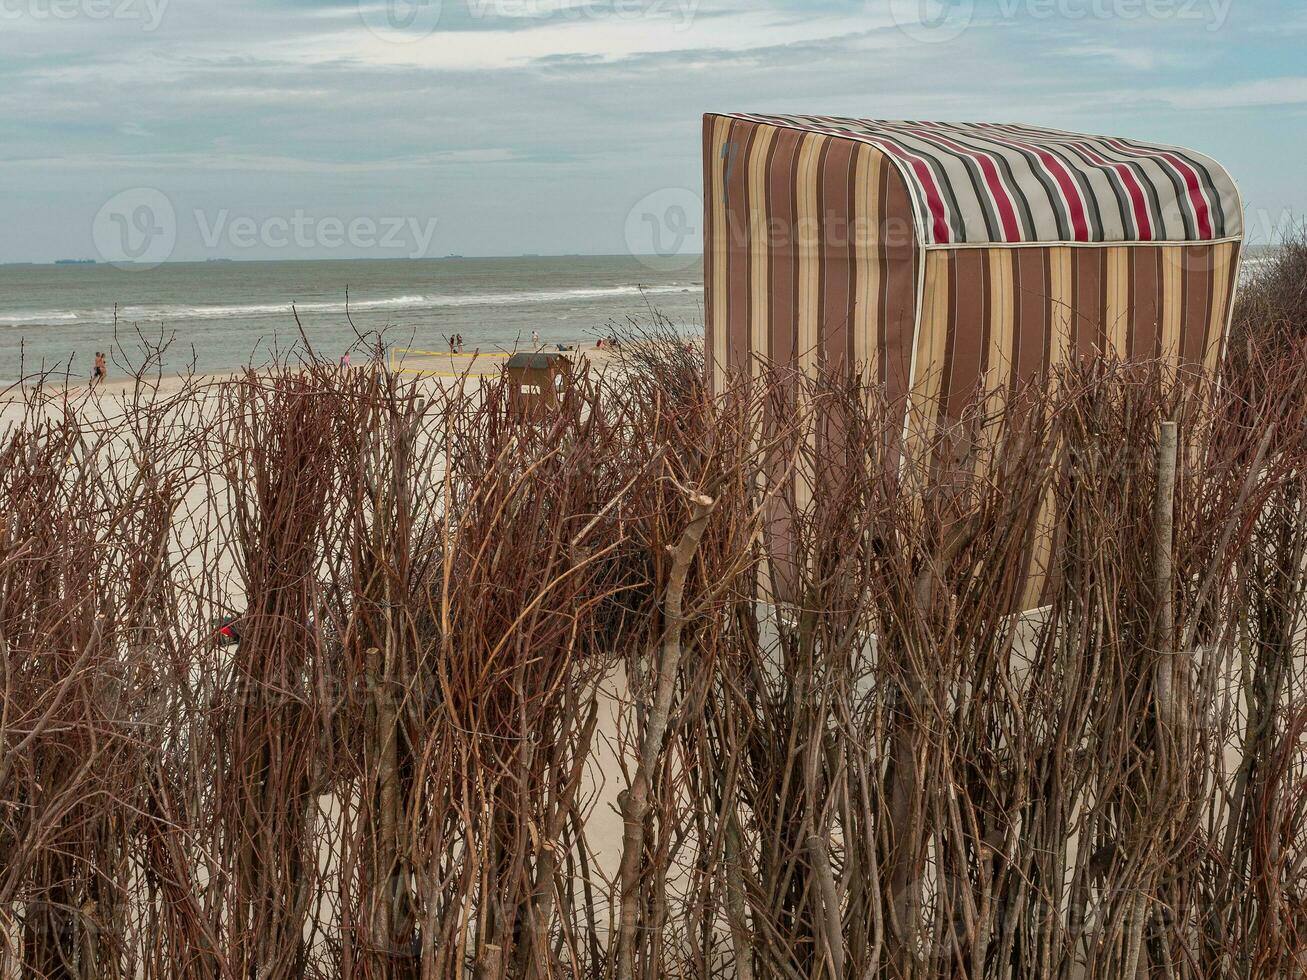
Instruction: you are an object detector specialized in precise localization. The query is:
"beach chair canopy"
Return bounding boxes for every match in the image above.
[703,112,1244,409]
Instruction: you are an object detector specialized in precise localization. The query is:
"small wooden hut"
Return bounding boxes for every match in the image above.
[506,352,573,419]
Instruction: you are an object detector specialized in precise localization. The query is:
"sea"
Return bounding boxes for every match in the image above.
[0,255,705,383]
[0,247,1280,385]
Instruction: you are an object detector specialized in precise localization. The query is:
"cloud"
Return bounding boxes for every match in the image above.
[0,0,1301,262]
[1059,42,1186,71]
[276,7,902,72]
[0,148,519,174]
[1149,76,1307,109]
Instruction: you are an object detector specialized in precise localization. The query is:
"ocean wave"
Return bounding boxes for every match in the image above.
[0,311,79,324]
[119,295,432,320]
[0,284,695,327]
[422,284,690,308]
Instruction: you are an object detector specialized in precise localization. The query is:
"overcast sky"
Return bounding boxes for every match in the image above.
[0,0,1302,263]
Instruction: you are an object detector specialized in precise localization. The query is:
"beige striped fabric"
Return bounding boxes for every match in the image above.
[906,241,1241,432]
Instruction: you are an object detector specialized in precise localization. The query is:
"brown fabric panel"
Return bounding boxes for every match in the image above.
[1033,247,1071,609]
[1012,247,1050,385]
[812,140,858,483]
[795,133,826,396]
[881,162,919,410]
[819,137,857,372]
[702,114,716,390]
[1072,247,1107,358]
[1180,245,1214,366]
[876,161,893,386]
[707,115,733,393]
[978,250,994,381]
[751,123,804,603]
[725,120,758,376]
[942,248,987,419]
[1042,249,1053,369]
[1129,247,1164,360]
[747,126,779,376]
[754,123,802,560]
[768,127,804,373]
[843,142,861,370]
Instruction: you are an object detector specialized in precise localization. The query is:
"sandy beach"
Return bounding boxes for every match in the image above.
[0,342,633,408]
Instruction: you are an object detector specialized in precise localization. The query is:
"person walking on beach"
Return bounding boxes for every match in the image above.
[449,335,457,354]
[91,351,106,386]
[531,329,540,348]
[456,334,465,353]
[339,351,351,370]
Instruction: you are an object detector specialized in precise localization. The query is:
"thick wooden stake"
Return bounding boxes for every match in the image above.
[616,490,716,980]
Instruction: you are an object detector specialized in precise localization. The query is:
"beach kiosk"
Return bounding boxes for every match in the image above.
[703,112,1243,417]
[506,351,573,419]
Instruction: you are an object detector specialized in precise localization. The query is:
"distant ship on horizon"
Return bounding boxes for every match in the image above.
[55,258,96,266]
